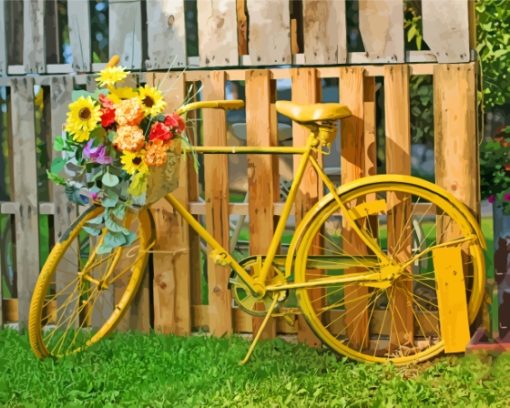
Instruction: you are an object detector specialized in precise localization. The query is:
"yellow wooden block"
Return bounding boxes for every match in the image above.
[433,247,470,353]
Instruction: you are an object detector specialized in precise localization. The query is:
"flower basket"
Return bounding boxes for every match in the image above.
[146,138,181,204]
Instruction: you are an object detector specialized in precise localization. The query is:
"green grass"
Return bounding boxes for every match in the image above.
[1,329,509,407]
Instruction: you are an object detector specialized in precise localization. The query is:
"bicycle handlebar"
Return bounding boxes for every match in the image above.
[176,100,245,115]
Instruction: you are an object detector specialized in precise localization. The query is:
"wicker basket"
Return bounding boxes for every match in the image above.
[146,139,182,204]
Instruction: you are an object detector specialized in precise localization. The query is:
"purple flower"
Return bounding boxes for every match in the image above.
[83,139,113,165]
[504,192,510,202]
[488,195,496,204]
[89,191,100,202]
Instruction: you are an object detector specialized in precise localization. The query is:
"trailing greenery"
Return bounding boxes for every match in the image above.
[0,330,509,407]
[476,0,510,109]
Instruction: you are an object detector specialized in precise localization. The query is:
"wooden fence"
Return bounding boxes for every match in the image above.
[0,0,479,345]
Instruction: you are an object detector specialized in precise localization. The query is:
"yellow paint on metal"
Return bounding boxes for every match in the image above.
[433,246,470,353]
[275,100,351,123]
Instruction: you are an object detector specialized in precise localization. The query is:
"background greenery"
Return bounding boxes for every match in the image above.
[1,329,509,407]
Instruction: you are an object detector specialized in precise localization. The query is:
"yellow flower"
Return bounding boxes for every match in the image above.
[138,85,166,116]
[96,66,128,87]
[72,129,91,143]
[108,87,137,104]
[121,150,149,175]
[65,96,101,139]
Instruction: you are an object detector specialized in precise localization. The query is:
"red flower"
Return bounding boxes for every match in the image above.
[99,93,114,109]
[101,107,116,128]
[149,122,172,143]
[164,113,185,133]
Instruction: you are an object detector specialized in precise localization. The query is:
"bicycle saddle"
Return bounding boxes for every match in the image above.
[275,101,351,123]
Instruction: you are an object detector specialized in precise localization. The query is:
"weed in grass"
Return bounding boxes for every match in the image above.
[0,329,509,407]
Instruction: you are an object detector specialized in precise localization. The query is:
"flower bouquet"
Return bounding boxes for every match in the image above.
[48,57,188,253]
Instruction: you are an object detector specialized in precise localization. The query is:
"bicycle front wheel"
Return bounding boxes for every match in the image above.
[29,206,153,358]
[294,176,485,364]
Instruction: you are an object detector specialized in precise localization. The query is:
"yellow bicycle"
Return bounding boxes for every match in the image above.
[28,99,486,364]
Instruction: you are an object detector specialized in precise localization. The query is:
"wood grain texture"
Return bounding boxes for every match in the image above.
[202,71,233,336]
[291,68,322,347]
[10,77,40,328]
[434,63,478,215]
[67,0,91,72]
[248,0,291,65]
[148,72,191,335]
[359,0,404,63]
[23,0,46,73]
[146,0,187,69]
[422,0,470,63]
[339,67,369,349]
[384,65,413,348]
[236,0,248,55]
[0,0,7,75]
[197,0,238,67]
[303,0,347,64]
[109,0,142,69]
[246,70,277,339]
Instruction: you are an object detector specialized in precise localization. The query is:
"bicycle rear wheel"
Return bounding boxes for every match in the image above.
[29,206,152,358]
[294,176,484,364]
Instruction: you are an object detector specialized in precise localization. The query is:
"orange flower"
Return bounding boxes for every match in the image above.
[113,125,145,152]
[144,141,169,167]
[115,98,144,126]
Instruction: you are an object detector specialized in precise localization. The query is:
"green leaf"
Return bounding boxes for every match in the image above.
[72,90,92,102]
[102,172,119,187]
[46,170,66,185]
[53,136,65,151]
[90,126,106,141]
[105,217,130,235]
[51,157,66,174]
[102,195,119,208]
[82,225,101,236]
[112,204,126,220]
[87,214,104,225]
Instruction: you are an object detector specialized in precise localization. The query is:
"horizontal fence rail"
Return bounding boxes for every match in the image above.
[0,65,478,345]
[0,0,475,77]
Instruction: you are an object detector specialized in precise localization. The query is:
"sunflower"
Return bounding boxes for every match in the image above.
[65,96,101,141]
[96,66,128,87]
[121,150,149,175]
[108,87,137,104]
[138,85,166,116]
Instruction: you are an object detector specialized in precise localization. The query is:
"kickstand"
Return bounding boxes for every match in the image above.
[239,294,279,365]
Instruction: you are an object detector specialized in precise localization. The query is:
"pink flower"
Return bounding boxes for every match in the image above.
[83,139,113,165]
[488,195,496,204]
[504,192,510,202]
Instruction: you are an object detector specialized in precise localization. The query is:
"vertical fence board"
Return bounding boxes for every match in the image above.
[384,65,414,348]
[67,0,91,72]
[247,0,291,65]
[0,0,7,75]
[197,0,238,67]
[146,0,186,70]
[237,0,248,56]
[291,68,322,346]
[109,0,142,69]
[358,0,404,63]
[303,0,347,65]
[434,63,478,214]
[23,0,45,73]
[203,71,232,336]
[422,0,470,63]
[10,77,39,328]
[364,77,376,177]
[149,72,191,335]
[339,67,369,349]
[246,70,277,338]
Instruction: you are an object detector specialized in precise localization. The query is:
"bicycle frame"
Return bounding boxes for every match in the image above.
[166,129,392,298]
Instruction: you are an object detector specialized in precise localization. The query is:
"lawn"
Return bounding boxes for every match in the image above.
[0,329,509,407]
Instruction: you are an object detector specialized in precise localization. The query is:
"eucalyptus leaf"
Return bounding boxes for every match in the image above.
[102,172,120,187]
[102,195,118,208]
[82,225,101,236]
[105,217,130,235]
[72,90,92,102]
[47,170,66,185]
[51,157,66,174]
[103,231,128,248]
[53,136,65,152]
[87,214,104,225]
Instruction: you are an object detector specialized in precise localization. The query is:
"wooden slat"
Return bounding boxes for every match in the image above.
[247,0,291,65]
[246,70,277,339]
[358,0,404,63]
[146,73,191,335]
[67,0,91,72]
[44,0,60,64]
[384,65,413,348]
[0,0,6,75]
[146,0,187,70]
[434,64,478,215]
[339,67,369,349]
[10,77,40,328]
[291,68,322,347]
[236,0,248,56]
[202,71,232,336]
[197,0,238,67]
[109,0,142,69]
[422,0,470,63]
[302,0,347,65]
[23,0,45,73]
